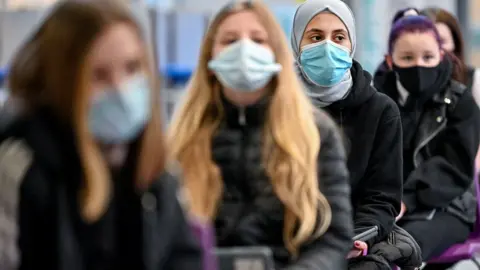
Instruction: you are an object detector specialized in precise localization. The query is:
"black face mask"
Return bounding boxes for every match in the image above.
[393,64,440,96]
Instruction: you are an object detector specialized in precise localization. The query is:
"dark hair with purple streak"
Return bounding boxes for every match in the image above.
[387,15,466,83]
[388,15,441,54]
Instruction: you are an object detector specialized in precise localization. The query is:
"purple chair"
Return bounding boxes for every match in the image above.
[190,217,218,270]
[427,170,480,268]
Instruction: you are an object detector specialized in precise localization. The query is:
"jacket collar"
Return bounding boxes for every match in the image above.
[221,93,270,128]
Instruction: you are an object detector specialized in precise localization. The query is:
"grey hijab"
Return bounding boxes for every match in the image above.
[291,0,357,107]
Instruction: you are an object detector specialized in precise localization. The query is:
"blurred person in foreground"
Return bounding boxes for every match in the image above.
[375,15,480,268]
[291,1,406,268]
[168,0,353,269]
[0,1,201,269]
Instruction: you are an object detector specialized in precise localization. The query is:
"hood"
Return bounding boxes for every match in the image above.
[373,60,391,90]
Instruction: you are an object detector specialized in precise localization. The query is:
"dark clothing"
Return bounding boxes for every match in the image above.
[397,211,471,260]
[318,61,402,246]
[387,58,454,180]
[373,61,390,91]
[212,96,354,270]
[0,108,201,270]
[467,66,476,91]
[376,67,480,225]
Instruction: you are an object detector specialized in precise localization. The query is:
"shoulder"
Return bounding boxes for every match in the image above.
[0,139,34,198]
[447,80,479,120]
[314,109,346,158]
[0,112,73,208]
[0,116,37,191]
[314,109,339,139]
[0,136,53,220]
[367,89,401,123]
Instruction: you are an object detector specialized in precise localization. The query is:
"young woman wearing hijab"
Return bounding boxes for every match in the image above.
[291,0,403,261]
[374,7,420,87]
[375,16,480,267]
[0,1,201,269]
[168,1,354,269]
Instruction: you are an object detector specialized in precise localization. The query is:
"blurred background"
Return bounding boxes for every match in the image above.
[0,0,480,117]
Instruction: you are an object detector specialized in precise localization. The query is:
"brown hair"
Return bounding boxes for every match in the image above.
[8,0,165,223]
[421,7,467,83]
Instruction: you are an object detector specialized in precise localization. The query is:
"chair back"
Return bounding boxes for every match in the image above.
[214,247,275,270]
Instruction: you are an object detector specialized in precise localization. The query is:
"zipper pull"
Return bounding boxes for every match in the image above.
[239,108,246,126]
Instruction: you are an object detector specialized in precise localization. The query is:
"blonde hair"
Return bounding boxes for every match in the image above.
[8,0,165,223]
[168,1,331,254]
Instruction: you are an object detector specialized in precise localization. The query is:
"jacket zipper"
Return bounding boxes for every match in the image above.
[239,107,246,126]
[413,121,446,167]
[239,108,251,224]
[220,108,248,242]
[238,108,247,196]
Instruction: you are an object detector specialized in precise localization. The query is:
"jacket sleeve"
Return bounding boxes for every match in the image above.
[354,102,402,247]
[285,111,353,270]
[162,175,203,270]
[403,91,480,212]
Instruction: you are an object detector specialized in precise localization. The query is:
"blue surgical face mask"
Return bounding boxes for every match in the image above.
[208,39,282,92]
[299,40,353,87]
[89,74,151,144]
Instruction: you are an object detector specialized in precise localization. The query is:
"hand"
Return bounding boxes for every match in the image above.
[346,241,368,259]
[395,201,407,222]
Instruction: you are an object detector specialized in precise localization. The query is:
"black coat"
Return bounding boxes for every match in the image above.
[318,61,403,246]
[0,108,201,270]
[212,96,354,270]
[376,70,480,224]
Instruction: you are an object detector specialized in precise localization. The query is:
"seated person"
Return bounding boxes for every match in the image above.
[0,1,201,269]
[375,15,480,262]
[290,0,402,262]
[168,1,354,269]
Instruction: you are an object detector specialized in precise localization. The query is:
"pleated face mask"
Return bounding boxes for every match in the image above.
[299,39,352,87]
[88,74,151,144]
[208,39,282,92]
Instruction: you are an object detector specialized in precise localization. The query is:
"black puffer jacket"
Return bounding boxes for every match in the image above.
[212,96,354,270]
[0,108,201,270]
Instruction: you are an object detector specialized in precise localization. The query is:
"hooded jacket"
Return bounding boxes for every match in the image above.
[290,0,402,247]
[321,61,403,246]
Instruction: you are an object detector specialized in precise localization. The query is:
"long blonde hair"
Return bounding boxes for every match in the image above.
[8,0,165,223]
[168,1,331,254]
